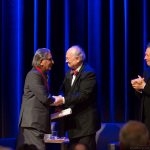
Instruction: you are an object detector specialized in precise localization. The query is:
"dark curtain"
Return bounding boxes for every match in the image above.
[1,0,150,137]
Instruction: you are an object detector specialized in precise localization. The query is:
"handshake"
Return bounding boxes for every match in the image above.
[51,95,64,106]
[131,75,146,92]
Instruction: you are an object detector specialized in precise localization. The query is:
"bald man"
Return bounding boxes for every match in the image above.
[53,45,101,150]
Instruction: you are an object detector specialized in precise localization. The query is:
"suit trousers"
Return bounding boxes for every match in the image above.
[69,133,96,150]
[17,127,45,150]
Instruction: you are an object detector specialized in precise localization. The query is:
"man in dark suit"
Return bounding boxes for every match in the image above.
[131,43,150,134]
[53,45,101,150]
[17,48,55,150]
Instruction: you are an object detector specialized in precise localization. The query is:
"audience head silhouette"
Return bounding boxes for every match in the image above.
[70,142,90,150]
[119,120,149,149]
[17,144,38,150]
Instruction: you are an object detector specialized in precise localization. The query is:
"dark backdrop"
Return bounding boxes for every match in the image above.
[1,0,150,137]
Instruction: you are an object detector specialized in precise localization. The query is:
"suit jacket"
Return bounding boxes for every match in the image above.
[61,63,101,138]
[136,68,150,132]
[19,68,53,133]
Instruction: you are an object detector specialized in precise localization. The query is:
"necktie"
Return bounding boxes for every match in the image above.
[70,70,79,86]
[70,70,79,76]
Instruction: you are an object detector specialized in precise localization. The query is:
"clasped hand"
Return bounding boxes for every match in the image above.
[131,75,146,91]
[51,95,64,106]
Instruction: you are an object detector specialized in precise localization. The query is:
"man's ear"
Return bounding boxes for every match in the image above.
[77,57,81,63]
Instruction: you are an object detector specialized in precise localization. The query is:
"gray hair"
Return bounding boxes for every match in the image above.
[119,120,149,148]
[70,45,86,62]
[32,48,51,67]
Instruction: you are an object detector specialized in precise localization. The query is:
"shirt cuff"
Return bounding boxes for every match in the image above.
[48,94,55,103]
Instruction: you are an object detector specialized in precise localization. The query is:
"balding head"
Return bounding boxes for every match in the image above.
[66,45,86,70]
[67,45,86,61]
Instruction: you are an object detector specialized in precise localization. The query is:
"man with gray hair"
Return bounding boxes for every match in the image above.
[17,48,55,150]
[131,43,150,133]
[119,120,149,150]
[53,45,101,150]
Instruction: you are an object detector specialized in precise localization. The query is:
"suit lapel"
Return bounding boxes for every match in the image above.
[68,76,72,89]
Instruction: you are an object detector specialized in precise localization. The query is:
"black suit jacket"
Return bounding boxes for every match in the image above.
[19,68,53,133]
[61,63,101,138]
[136,68,150,132]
